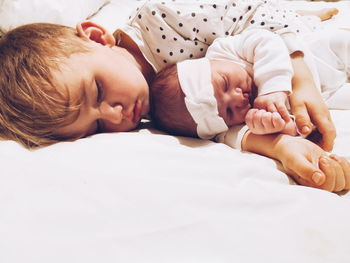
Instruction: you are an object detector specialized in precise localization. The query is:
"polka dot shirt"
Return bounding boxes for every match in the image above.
[118,0,320,73]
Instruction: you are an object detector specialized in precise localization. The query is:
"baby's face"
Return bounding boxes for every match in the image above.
[210,60,253,127]
[54,41,150,139]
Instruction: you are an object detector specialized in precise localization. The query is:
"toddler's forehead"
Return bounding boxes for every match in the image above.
[53,55,88,98]
[51,64,86,116]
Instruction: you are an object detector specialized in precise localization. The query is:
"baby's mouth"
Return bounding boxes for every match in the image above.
[241,92,251,106]
[240,98,251,109]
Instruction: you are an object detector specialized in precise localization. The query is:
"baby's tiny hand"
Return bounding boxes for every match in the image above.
[245,109,286,135]
[282,118,298,136]
[253,92,290,122]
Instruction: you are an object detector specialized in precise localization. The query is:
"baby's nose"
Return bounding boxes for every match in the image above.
[228,88,247,107]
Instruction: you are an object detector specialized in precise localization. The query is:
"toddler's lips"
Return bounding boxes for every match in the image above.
[133,100,142,123]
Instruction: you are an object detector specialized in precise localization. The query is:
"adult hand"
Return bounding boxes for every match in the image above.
[289,83,336,152]
[276,135,350,192]
[290,54,336,152]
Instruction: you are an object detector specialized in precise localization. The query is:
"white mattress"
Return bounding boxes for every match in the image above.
[1,1,350,262]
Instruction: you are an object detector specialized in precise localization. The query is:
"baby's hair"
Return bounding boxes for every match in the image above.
[0,23,91,148]
[150,63,198,138]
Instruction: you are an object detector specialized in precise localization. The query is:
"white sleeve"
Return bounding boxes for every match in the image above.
[214,125,250,151]
[206,29,294,96]
[281,33,305,55]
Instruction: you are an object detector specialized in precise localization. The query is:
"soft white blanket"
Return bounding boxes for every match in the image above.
[1,1,350,262]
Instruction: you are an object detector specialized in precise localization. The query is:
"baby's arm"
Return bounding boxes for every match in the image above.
[206,29,294,98]
[241,131,350,192]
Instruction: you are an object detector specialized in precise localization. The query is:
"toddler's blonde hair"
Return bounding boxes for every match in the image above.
[0,23,91,148]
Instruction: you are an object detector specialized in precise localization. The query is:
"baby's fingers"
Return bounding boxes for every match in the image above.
[319,157,336,191]
[261,111,274,129]
[253,109,265,130]
[267,103,277,113]
[318,156,344,192]
[330,155,350,190]
[271,112,285,131]
[275,103,291,122]
[332,160,345,192]
[245,109,259,128]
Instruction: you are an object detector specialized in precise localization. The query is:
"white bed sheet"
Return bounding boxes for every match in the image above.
[1,1,350,262]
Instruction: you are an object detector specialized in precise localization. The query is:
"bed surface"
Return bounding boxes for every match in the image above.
[1,1,350,262]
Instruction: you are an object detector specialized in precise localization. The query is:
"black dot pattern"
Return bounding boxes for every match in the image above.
[126,0,313,71]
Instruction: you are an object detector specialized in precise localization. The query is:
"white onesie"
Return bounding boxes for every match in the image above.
[212,28,350,150]
[202,28,294,149]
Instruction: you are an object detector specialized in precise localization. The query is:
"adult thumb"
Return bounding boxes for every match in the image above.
[295,113,313,136]
[287,157,326,187]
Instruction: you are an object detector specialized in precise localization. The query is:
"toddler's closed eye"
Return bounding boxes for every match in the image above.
[96,80,103,102]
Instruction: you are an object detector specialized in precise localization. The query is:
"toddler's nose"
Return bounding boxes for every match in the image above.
[99,101,123,124]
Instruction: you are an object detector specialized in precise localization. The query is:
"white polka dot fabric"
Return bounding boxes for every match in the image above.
[121,0,320,72]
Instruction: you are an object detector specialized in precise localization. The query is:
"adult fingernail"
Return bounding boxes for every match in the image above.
[301,126,310,134]
[312,172,324,185]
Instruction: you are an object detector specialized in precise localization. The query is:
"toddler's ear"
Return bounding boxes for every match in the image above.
[76,21,116,47]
